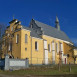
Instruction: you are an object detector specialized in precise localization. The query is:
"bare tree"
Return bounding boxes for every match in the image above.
[0,23,6,58]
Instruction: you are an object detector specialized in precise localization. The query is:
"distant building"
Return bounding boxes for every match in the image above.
[1,17,75,64]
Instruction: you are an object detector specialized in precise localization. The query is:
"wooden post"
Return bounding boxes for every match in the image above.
[58,51,62,71]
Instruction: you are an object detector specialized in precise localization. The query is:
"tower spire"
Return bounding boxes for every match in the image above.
[55,16,60,31]
[55,16,59,23]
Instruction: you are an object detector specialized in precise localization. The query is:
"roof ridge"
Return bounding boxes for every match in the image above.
[32,19,72,43]
[34,19,63,32]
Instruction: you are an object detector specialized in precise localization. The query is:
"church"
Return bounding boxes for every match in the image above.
[2,16,75,64]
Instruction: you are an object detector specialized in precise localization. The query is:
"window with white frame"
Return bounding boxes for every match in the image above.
[59,43,63,51]
[48,44,51,52]
[16,34,19,44]
[52,41,55,50]
[25,34,27,43]
[35,41,38,51]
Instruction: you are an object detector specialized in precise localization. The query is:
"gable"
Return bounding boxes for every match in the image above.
[30,19,72,44]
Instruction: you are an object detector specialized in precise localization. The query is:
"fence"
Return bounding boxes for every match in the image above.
[29,57,74,65]
[0,55,29,70]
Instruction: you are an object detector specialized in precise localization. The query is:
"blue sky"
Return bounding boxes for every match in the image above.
[0,0,77,45]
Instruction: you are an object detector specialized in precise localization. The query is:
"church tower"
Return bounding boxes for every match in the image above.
[55,16,60,31]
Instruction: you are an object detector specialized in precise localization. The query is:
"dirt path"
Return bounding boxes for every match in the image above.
[0,74,77,77]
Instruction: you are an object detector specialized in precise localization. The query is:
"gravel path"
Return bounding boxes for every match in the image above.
[0,74,77,77]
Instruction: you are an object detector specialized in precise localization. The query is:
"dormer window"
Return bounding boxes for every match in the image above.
[11,26,13,31]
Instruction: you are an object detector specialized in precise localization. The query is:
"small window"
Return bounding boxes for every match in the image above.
[16,34,19,44]
[25,48,27,51]
[25,34,27,43]
[8,43,12,51]
[11,26,13,31]
[48,44,51,52]
[35,41,38,51]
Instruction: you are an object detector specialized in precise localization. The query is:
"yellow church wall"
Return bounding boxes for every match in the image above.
[63,42,74,64]
[12,30,21,59]
[31,37,44,64]
[20,29,44,64]
[20,29,31,60]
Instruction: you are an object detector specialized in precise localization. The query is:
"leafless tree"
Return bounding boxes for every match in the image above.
[0,23,6,58]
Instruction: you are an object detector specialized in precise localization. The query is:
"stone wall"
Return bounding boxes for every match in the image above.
[4,55,29,70]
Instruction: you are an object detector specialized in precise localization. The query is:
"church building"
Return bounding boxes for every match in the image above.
[2,17,75,64]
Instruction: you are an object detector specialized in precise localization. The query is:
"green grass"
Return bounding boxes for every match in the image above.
[0,65,77,76]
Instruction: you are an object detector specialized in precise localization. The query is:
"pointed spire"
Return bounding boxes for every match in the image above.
[55,16,60,31]
[55,16,59,23]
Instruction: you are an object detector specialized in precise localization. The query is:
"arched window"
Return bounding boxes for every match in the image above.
[35,41,38,51]
[16,34,19,44]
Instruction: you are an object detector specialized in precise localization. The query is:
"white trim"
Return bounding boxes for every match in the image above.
[32,37,43,40]
[45,50,48,64]
[43,35,73,45]
[52,41,55,50]
[44,40,47,49]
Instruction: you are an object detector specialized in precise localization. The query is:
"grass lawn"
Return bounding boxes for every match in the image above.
[0,65,77,76]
